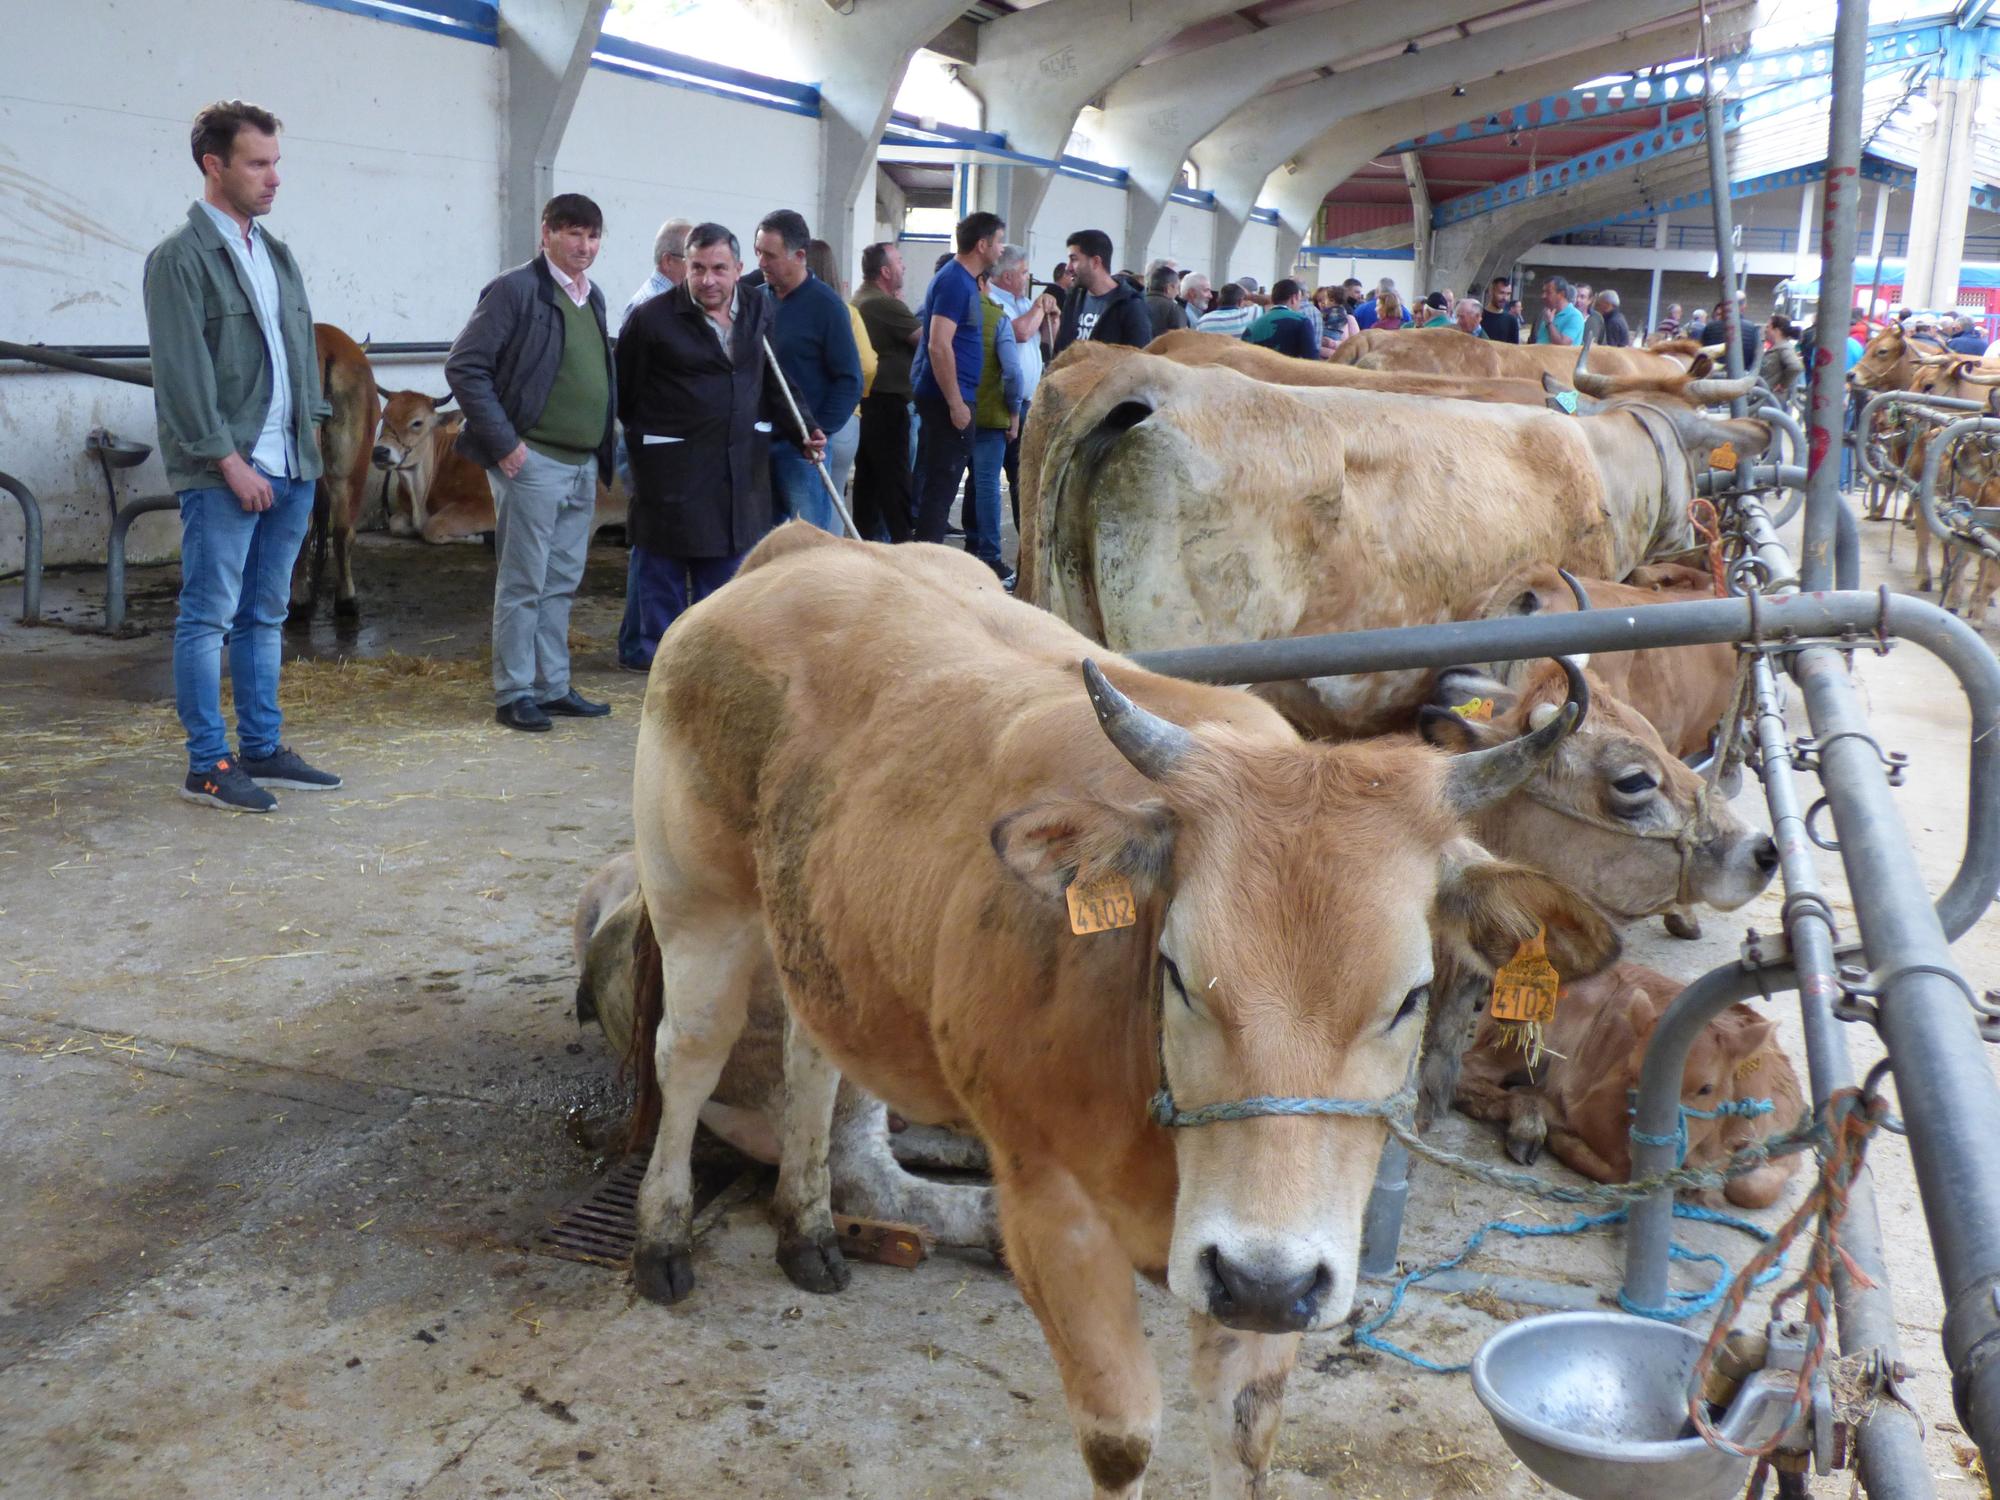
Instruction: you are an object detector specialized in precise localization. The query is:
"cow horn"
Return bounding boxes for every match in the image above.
[1957,367,2000,386]
[1573,370,1619,397]
[1557,568,1591,610]
[1681,374,1759,404]
[1443,656,1589,816]
[1081,659,1193,782]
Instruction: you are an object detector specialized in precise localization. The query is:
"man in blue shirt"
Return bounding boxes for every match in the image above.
[911,210,1005,544]
[1533,275,1586,345]
[755,210,861,534]
[1948,314,1990,356]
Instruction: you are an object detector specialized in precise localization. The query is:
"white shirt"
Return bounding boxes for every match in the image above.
[705,290,740,359]
[546,256,591,308]
[198,200,296,477]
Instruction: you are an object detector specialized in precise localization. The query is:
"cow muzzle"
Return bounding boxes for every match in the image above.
[1198,1244,1335,1334]
[372,444,413,471]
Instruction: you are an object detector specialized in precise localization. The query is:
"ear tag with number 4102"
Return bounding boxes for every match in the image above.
[1490,925,1560,1024]
[1067,870,1138,935]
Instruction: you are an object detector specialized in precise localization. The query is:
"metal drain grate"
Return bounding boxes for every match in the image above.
[532,1157,767,1269]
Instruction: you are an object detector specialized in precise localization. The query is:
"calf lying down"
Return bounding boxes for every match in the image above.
[572,853,996,1247]
[1454,960,1803,1209]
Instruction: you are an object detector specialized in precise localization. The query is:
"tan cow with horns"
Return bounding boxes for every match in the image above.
[627,523,1617,1499]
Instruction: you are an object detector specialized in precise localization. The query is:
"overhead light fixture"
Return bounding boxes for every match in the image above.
[1453,85,1466,96]
[1405,40,1421,54]
[1487,113,1501,127]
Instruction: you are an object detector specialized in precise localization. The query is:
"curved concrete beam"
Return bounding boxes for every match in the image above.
[746,0,970,277]
[1093,0,1510,269]
[1208,16,1715,279]
[960,0,1241,232]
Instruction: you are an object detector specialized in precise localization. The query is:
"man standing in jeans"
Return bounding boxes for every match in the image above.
[446,194,617,733]
[144,99,339,813]
[910,211,1005,544]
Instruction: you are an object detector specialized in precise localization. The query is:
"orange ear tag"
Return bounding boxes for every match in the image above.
[1452,695,1496,722]
[1490,925,1561,1025]
[1734,1052,1765,1079]
[1709,442,1739,471]
[1067,870,1138,935]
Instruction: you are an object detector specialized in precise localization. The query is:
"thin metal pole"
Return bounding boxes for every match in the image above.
[1803,0,1870,591]
[759,335,861,541]
[0,470,42,623]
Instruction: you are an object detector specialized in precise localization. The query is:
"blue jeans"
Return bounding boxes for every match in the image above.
[629,546,744,663]
[173,471,316,770]
[968,428,1007,570]
[617,546,646,668]
[771,444,836,534]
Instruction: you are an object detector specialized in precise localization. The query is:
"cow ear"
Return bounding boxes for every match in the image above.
[990,798,1175,904]
[1512,588,1542,615]
[1726,1013,1777,1059]
[1688,353,1714,378]
[1435,846,1621,982]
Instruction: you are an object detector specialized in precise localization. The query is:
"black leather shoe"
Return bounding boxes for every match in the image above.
[496,699,552,732]
[537,689,611,718]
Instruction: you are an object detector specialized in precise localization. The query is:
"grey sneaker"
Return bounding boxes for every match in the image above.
[240,746,342,790]
[180,757,277,813]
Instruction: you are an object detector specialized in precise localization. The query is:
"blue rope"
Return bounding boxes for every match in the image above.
[1626,1096,1777,1164]
[1352,1202,1785,1375]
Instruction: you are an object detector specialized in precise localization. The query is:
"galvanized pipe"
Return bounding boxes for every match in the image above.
[0,469,43,623]
[1792,639,2000,1480]
[1131,591,2000,942]
[1703,83,1748,416]
[1802,0,1870,593]
[105,495,177,633]
[1915,416,2000,561]
[1759,402,1807,472]
[0,339,153,387]
[1855,388,1994,486]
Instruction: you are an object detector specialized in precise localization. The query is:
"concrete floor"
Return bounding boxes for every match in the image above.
[1,518,1996,1499]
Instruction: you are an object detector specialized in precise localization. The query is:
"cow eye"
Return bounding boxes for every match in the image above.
[1392,983,1430,1029]
[1611,770,1659,798]
[1161,955,1190,1008]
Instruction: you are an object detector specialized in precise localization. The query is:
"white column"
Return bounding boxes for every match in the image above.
[1647,212,1669,334]
[1795,181,1818,281]
[1904,70,1980,310]
[499,0,612,264]
[1870,179,1890,260]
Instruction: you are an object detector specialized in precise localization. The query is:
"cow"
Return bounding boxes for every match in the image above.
[1468,563,1734,762]
[1331,325,1696,381]
[288,323,379,620]
[1897,355,2000,612]
[1848,321,1957,395]
[1453,960,1803,1210]
[372,389,631,544]
[1023,350,1769,734]
[627,523,1619,1498]
[570,853,997,1243]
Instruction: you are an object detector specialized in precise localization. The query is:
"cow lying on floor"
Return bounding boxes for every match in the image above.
[570,853,996,1248]
[1453,960,1803,1209]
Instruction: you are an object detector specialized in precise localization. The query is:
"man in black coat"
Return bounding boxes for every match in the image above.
[614,221,822,664]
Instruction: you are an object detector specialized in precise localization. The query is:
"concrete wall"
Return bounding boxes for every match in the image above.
[1229,222,1281,288]
[1026,172,1130,282]
[1146,202,1217,282]
[0,0,821,575]
[1307,253,1418,294]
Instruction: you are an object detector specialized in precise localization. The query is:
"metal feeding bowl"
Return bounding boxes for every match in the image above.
[1471,1312,1790,1500]
[87,427,152,469]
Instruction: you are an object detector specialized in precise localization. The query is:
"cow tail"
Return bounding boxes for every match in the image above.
[303,342,335,601]
[621,900,665,1154]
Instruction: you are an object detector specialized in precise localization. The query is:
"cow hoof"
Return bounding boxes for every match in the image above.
[776,1230,851,1295]
[1663,911,1703,941]
[1504,1133,1543,1167]
[632,1241,696,1305]
[284,602,314,630]
[334,596,360,619]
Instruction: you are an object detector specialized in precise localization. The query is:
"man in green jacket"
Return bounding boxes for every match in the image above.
[144,99,339,814]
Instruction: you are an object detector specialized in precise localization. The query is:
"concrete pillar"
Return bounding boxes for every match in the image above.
[499,0,611,263]
[1647,212,1669,333]
[1870,178,1890,260]
[1401,151,1433,299]
[745,0,968,283]
[1903,30,1986,311]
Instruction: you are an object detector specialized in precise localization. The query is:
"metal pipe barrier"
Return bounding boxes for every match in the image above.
[1915,417,2000,567]
[1702,84,1748,416]
[0,470,43,622]
[1855,388,1989,491]
[105,495,178,633]
[0,339,154,386]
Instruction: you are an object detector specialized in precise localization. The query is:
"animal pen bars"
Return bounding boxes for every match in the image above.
[1124,6,2000,1494]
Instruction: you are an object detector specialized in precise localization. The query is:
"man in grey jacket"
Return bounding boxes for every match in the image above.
[143,99,339,814]
[445,194,617,732]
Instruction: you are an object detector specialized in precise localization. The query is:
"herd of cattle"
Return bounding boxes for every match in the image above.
[512,324,1865,1497]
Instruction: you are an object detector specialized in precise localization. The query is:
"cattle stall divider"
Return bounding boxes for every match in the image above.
[1131,560,1999,1493]
[0,338,458,631]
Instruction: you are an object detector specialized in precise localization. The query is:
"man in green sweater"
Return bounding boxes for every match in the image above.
[445,195,617,732]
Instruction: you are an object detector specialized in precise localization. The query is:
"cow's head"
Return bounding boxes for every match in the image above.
[990,661,1618,1335]
[373,390,456,471]
[1851,325,1951,392]
[1420,660,1776,920]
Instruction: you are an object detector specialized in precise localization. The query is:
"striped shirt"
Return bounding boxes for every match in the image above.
[1195,305,1256,338]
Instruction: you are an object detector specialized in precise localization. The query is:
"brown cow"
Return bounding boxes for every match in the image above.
[628,523,1617,1497]
[570,853,996,1245]
[1454,960,1803,1210]
[373,389,630,543]
[1469,563,1734,761]
[1332,325,1695,381]
[288,323,379,619]
[1024,350,1768,733]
